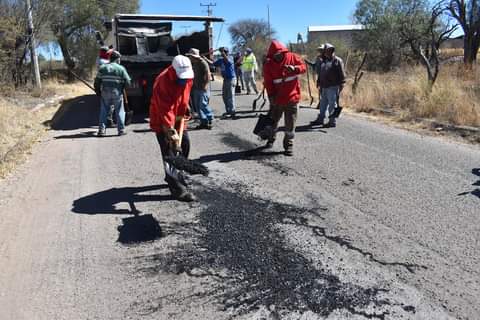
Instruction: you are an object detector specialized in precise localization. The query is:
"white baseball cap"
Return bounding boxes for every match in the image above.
[172,55,194,79]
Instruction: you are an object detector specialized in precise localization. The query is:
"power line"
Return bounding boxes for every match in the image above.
[215,22,224,48]
[200,2,216,16]
[180,25,192,34]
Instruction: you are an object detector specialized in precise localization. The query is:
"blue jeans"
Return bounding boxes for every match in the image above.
[99,88,125,132]
[192,89,214,124]
[318,86,339,124]
[222,78,236,114]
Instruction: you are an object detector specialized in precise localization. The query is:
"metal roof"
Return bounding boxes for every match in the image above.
[308,25,363,32]
[115,14,224,23]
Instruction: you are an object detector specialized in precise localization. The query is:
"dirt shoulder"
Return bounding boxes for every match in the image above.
[0,82,90,178]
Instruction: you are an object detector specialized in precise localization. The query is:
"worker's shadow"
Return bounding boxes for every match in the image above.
[47,94,149,132]
[293,124,328,133]
[72,184,171,244]
[196,146,284,164]
[49,95,100,131]
[54,131,98,139]
[458,168,480,198]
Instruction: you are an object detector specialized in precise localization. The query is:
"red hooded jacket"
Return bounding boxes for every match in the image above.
[99,50,110,60]
[149,66,193,133]
[263,40,306,106]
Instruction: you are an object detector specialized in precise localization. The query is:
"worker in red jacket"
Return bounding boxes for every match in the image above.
[150,55,195,202]
[263,40,306,156]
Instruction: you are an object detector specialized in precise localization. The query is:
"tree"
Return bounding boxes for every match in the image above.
[0,0,48,86]
[399,1,458,89]
[446,0,480,65]
[354,0,406,71]
[228,18,276,55]
[354,0,457,89]
[47,0,139,75]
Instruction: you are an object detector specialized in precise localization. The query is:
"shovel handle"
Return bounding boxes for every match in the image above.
[176,117,185,151]
[123,89,131,112]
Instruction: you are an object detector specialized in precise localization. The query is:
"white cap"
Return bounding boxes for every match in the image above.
[172,55,194,79]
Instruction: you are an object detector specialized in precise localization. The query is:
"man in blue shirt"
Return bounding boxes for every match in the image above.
[206,47,236,118]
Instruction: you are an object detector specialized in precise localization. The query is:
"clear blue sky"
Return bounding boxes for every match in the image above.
[41,0,359,60]
[140,0,359,48]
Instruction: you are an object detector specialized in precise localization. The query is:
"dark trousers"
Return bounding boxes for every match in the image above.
[268,104,298,148]
[235,68,244,89]
[156,131,191,195]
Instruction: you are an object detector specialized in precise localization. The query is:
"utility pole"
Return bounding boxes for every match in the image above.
[26,0,41,89]
[267,5,271,41]
[200,2,216,16]
[201,3,217,56]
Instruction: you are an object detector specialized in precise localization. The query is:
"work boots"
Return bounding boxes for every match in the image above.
[283,139,293,156]
[97,128,106,137]
[310,117,324,126]
[265,139,274,149]
[165,176,196,202]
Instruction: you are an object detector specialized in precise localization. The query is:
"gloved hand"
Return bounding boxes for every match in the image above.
[166,128,181,151]
[284,65,296,72]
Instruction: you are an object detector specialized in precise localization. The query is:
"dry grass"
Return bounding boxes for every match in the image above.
[439,48,464,60]
[43,79,92,97]
[301,64,480,128]
[0,98,44,177]
[343,65,480,127]
[0,81,90,178]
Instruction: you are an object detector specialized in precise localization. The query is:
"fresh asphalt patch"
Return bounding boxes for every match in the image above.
[123,126,446,319]
[133,181,394,319]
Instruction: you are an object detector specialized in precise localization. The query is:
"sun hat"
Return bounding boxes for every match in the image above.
[186,48,201,58]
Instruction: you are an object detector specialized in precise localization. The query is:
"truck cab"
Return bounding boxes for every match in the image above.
[104,14,224,111]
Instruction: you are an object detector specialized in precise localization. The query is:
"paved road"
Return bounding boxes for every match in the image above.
[0,81,479,320]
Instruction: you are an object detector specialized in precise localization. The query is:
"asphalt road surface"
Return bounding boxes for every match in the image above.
[0,81,479,320]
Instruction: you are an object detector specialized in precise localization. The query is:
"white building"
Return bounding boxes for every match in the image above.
[307,25,364,48]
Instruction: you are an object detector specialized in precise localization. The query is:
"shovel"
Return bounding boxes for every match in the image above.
[164,118,209,176]
[123,89,134,125]
[330,93,343,118]
[252,88,267,111]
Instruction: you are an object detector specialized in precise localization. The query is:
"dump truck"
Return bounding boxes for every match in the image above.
[103,14,224,111]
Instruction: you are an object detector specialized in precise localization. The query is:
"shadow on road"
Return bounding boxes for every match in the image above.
[54,131,127,139]
[294,124,328,133]
[117,214,163,245]
[72,184,171,215]
[133,128,153,134]
[458,168,480,199]
[234,109,268,115]
[196,146,284,164]
[49,95,99,131]
[54,131,98,139]
[73,185,168,245]
[47,94,149,132]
